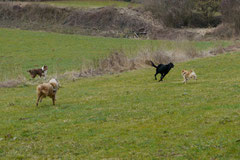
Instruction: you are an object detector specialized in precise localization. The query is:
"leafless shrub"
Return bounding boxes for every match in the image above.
[143,0,193,28]
[0,3,70,23]
[64,6,157,37]
[208,45,225,55]
[0,3,161,38]
[210,23,235,38]
[221,0,240,34]
[98,52,130,72]
[143,0,221,28]
[184,46,199,59]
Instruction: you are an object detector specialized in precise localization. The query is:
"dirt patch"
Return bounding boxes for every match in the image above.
[0,76,26,88]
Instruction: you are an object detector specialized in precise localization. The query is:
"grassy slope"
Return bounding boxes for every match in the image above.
[42,0,139,8]
[0,52,239,159]
[0,28,231,81]
[0,28,158,81]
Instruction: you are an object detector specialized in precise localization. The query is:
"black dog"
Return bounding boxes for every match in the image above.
[149,61,174,82]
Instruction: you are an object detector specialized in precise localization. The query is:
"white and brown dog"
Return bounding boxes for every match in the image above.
[36,78,60,106]
[41,66,48,78]
[181,70,197,84]
[28,65,48,79]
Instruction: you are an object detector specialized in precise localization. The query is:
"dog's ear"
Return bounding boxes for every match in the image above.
[50,82,57,89]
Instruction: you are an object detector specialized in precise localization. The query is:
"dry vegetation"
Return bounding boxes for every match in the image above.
[0,47,211,87]
[60,43,240,81]
[143,0,221,28]
[1,40,238,88]
[0,0,240,39]
[219,0,240,35]
[0,1,229,40]
[0,2,163,38]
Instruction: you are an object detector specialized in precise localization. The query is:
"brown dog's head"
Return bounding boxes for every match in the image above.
[182,70,188,76]
[49,78,60,92]
[182,70,186,73]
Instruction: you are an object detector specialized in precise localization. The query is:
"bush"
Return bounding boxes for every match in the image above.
[221,0,240,34]
[195,0,221,21]
[143,0,221,28]
[143,0,193,28]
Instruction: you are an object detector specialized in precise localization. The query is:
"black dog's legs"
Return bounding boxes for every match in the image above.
[154,72,158,80]
[159,73,166,82]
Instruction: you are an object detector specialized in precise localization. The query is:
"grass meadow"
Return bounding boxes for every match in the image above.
[0,0,239,159]
[0,28,231,81]
[0,51,240,159]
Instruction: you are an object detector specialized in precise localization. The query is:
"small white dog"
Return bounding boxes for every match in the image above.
[181,70,197,84]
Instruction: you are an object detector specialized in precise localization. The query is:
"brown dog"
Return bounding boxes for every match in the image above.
[36,78,59,106]
[28,65,48,78]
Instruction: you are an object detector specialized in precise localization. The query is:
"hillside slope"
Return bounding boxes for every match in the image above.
[0,2,215,40]
[1,28,231,82]
[0,53,239,159]
[0,2,163,38]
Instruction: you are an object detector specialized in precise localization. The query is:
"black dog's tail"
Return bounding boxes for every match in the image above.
[145,60,157,68]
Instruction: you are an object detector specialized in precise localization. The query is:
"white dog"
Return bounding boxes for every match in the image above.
[181,70,197,84]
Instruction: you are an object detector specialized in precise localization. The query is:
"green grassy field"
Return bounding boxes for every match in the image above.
[0,28,159,81]
[0,51,240,159]
[43,0,139,8]
[0,28,231,81]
